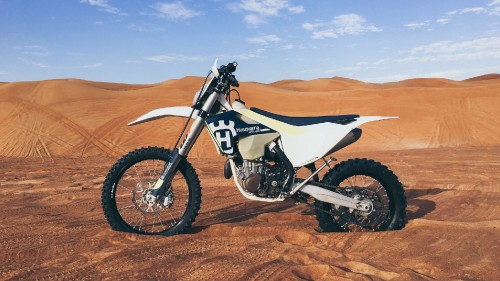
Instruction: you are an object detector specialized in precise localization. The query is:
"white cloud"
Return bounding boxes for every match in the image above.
[398,50,500,63]
[244,14,266,26]
[246,34,281,45]
[80,0,126,15]
[237,0,288,16]
[325,59,388,74]
[310,29,337,39]
[404,20,431,30]
[447,7,486,16]
[445,2,500,19]
[17,57,48,68]
[128,23,163,32]
[398,37,500,63]
[282,43,294,50]
[150,2,201,20]
[144,54,205,63]
[436,18,450,24]
[14,45,51,57]
[334,14,382,34]
[409,37,500,54]
[288,5,304,14]
[303,14,382,39]
[229,0,304,26]
[81,63,104,68]
[419,1,500,27]
[301,22,315,31]
[219,48,266,60]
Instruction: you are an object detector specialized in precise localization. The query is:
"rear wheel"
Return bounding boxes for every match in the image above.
[315,158,406,232]
[102,146,201,236]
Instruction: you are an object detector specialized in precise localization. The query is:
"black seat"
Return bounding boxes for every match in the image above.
[250,107,359,126]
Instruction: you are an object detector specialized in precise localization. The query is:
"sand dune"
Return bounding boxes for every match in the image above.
[464,73,500,82]
[0,75,499,159]
[375,78,466,88]
[270,77,367,92]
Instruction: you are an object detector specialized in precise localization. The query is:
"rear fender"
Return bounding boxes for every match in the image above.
[350,116,398,127]
[128,106,198,126]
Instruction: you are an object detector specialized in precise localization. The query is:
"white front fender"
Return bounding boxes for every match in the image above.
[128,106,198,126]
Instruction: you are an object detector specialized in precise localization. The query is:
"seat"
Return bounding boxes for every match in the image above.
[250,107,359,126]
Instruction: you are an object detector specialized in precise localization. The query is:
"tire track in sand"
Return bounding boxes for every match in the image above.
[0,97,119,156]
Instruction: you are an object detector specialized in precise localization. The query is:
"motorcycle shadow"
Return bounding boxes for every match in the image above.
[187,199,298,234]
[405,188,448,220]
[187,187,447,234]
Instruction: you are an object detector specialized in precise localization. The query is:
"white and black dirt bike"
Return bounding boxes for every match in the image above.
[102,60,407,235]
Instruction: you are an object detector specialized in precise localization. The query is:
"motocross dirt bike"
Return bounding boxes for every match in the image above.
[102,60,407,235]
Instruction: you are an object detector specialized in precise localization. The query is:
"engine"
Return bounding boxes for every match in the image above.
[235,159,289,198]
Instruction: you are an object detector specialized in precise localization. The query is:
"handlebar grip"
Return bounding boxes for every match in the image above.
[226,62,237,73]
[229,74,239,87]
[218,61,238,74]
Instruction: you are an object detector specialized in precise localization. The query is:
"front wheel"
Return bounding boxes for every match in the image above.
[315,158,407,232]
[101,146,201,236]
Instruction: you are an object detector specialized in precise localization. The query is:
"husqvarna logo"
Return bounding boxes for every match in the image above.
[208,120,237,154]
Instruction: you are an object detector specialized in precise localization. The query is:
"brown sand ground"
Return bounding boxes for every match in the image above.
[0,147,499,280]
[0,75,499,280]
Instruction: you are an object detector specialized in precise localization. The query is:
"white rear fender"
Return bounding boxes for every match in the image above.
[128,106,198,126]
[350,116,398,127]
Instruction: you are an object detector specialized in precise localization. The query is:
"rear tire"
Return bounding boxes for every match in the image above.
[315,158,406,232]
[101,146,201,236]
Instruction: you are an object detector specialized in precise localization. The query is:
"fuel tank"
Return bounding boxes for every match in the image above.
[205,105,279,159]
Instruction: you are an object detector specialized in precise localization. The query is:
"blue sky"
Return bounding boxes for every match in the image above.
[1,0,499,83]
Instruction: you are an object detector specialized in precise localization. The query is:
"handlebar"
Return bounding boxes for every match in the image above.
[218,61,238,74]
[228,74,239,87]
[216,61,239,88]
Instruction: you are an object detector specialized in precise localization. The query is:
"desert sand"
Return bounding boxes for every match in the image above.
[0,74,499,280]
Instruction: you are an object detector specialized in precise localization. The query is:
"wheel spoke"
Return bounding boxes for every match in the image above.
[330,175,390,232]
[365,177,376,187]
[115,159,189,234]
[119,204,136,211]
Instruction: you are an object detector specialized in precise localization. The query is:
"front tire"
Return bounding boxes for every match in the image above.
[315,158,406,232]
[101,146,201,236]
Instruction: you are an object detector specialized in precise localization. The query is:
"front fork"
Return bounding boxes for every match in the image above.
[148,92,219,198]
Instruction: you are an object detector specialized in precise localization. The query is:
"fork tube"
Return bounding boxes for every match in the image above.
[150,92,219,197]
[179,92,219,156]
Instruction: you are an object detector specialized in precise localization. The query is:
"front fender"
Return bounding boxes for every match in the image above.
[128,106,198,126]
